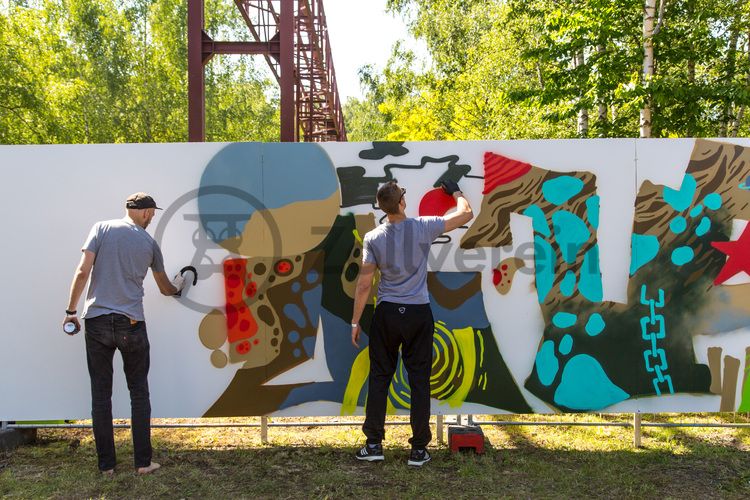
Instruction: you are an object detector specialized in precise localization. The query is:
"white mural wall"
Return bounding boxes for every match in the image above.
[0,138,748,419]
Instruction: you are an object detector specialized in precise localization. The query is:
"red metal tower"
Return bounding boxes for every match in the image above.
[188,0,346,142]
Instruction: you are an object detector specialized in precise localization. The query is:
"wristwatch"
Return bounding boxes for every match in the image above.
[65,309,77,316]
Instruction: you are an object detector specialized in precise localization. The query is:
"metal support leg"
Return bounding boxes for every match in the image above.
[633,413,642,448]
[1,421,8,431]
[261,416,268,444]
[436,415,444,445]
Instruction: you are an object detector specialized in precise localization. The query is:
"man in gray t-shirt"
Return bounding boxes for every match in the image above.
[351,180,474,466]
[63,192,186,475]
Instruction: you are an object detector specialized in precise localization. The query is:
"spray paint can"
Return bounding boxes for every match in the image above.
[64,322,79,335]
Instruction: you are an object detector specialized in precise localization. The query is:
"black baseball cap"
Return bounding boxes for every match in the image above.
[126,192,162,210]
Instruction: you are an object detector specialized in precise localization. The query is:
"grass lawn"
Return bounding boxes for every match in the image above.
[1,414,749,498]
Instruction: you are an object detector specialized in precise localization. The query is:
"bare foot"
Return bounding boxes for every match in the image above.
[136,462,161,475]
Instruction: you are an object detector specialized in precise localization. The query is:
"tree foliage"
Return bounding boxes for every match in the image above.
[0,0,279,144]
[346,0,750,140]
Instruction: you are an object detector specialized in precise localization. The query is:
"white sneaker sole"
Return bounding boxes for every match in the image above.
[356,455,384,462]
[407,457,431,466]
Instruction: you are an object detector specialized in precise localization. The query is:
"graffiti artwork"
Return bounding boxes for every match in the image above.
[0,138,749,419]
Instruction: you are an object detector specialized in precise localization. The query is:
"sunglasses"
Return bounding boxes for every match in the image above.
[399,187,406,201]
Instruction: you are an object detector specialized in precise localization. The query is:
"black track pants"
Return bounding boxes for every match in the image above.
[362,301,434,449]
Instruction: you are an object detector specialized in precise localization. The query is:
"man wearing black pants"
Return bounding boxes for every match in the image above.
[63,193,186,475]
[351,180,473,466]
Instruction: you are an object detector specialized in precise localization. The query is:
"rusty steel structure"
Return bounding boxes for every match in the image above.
[188,0,346,142]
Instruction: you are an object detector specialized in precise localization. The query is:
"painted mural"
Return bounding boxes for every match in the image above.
[189,138,750,416]
[1,138,749,419]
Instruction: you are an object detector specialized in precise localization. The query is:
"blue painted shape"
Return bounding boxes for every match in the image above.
[291,282,301,293]
[695,217,711,237]
[523,204,551,236]
[663,173,696,212]
[553,354,630,410]
[630,234,659,275]
[534,236,556,303]
[553,312,577,329]
[585,313,605,336]
[280,308,369,410]
[293,348,301,358]
[306,269,319,284]
[689,204,703,218]
[560,271,576,297]
[559,334,573,355]
[552,211,590,264]
[288,330,300,343]
[283,303,307,329]
[740,176,750,190]
[302,286,322,319]
[198,143,337,244]
[302,336,316,357]
[671,246,695,266]
[586,196,600,229]
[669,216,687,234]
[536,340,559,387]
[580,244,603,302]
[542,176,584,205]
[703,192,722,210]
[428,273,490,329]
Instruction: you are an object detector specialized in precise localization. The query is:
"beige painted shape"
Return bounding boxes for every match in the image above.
[199,309,227,350]
[222,192,340,257]
[354,213,377,236]
[210,349,228,369]
[707,346,723,395]
[495,257,525,295]
[720,355,740,412]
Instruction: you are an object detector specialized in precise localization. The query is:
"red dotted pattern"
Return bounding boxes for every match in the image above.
[275,259,293,276]
[223,259,258,349]
[492,264,511,287]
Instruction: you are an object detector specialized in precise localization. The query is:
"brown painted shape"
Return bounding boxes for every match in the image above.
[427,272,482,310]
[264,251,324,375]
[495,257,525,295]
[720,355,741,411]
[203,366,302,416]
[461,165,598,318]
[707,346,723,394]
[461,165,549,249]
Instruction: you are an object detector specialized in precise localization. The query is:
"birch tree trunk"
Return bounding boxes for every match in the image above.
[641,0,656,138]
[575,50,589,137]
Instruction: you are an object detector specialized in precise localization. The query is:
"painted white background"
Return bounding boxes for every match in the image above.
[0,139,748,419]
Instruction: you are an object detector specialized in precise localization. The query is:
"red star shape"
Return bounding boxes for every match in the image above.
[711,223,750,285]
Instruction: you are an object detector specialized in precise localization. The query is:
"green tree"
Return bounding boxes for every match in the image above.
[0,0,279,145]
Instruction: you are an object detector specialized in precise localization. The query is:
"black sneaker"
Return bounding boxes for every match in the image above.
[355,443,384,462]
[407,448,431,467]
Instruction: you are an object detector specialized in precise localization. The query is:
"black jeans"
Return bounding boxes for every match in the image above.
[363,301,434,449]
[85,313,152,471]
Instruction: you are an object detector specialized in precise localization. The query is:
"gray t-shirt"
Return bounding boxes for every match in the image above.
[362,216,445,305]
[81,219,165,321]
